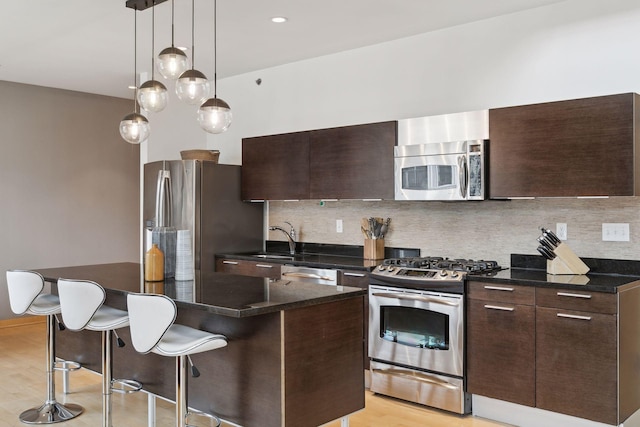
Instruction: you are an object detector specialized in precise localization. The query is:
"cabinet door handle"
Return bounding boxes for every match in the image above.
[222,260,239,265]
[484,304,515,312]
[557,292,592,299]
[557,313,592,321]
[256,264,273,269]
[483,286,514,292]
[344,272,366,277]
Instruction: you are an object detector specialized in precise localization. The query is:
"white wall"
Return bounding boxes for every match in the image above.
[144,0,640,266]
[204,0,640,164]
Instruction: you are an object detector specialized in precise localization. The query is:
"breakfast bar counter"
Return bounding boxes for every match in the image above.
[34,262,366,427]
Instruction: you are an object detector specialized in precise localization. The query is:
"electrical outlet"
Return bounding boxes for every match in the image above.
[336,219,343,233]
[602,223,630,241]
[556,223,567,241]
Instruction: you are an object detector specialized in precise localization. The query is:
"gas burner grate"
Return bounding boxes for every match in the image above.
[382,256,502,274]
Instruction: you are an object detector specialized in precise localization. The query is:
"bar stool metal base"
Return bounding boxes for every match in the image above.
[19,402,84,424]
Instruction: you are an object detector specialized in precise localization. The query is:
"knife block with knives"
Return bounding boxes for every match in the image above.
[362,217,390,260]
[537,227,590,275]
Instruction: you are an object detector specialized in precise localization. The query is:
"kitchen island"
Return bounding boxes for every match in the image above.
[34,262,366,427]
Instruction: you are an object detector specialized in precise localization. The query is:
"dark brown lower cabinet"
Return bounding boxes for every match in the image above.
[466,299,535,406]
[467,281,640,425]
[536,306,617,425]
[215,258,281,279]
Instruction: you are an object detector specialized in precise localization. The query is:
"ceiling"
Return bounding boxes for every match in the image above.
[0,0,565,99]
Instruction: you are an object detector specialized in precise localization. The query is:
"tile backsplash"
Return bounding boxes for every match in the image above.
[267,198,640,268]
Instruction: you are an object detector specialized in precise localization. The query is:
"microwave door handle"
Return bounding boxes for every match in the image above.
[458,155,468,199]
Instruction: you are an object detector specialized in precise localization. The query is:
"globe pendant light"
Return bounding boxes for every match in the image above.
[197,0,232,134]
[120,8,150,144]
[137,2,168,113]
[156,0,189,80]
[176,0,210,105]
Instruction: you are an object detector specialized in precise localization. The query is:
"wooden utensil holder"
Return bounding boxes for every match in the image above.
[547,243,590,275]
[364,239,385,260]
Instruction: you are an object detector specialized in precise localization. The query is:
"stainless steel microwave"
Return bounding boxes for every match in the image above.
[394,140,486,201]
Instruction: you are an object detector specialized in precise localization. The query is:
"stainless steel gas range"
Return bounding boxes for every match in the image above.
[368,256,503,414]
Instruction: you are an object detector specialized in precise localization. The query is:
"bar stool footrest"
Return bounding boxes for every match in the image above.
[186,409,221,427]
[53,359,81,372]
[111,378,143,394]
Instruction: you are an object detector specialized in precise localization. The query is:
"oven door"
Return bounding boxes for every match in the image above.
[368,284,464,377]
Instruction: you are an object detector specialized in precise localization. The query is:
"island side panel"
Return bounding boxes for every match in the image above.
[619,283,640,422]
[283,296,365,427]
[178,309,283,427]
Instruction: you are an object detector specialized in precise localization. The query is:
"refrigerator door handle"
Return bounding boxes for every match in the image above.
[155,169,172,227]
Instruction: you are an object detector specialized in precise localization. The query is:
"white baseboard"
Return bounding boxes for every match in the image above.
[472,395,637,427]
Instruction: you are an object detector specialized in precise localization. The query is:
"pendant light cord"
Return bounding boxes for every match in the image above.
[191,0,195,70]
[151,1,155,80]
[133,8,139,113]
[170,0,175,46]
[214,0,217,98]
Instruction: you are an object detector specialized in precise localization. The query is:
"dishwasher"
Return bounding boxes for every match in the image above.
[280,265,338,286]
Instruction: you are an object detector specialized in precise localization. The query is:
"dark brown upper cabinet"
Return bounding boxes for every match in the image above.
[242,121,396,200]
[242,131,310,201]
[309,121,396,200]
[489,93,640,198]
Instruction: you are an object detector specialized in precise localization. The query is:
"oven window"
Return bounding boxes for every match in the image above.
[379,306,449,350]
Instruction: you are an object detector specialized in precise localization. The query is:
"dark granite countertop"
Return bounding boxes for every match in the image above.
[33,262,366,318]
[217,241,420,271]
[468,254,640,293]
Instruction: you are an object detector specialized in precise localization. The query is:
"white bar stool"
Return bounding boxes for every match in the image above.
[6,270,84,424]
[126,293,227,427]
[57,278,142,427]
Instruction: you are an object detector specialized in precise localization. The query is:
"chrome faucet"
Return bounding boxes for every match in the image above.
[269,221,296,255]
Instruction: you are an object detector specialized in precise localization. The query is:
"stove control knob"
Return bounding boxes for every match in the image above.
[451,271,460,279]
[378,266,385,271]
[387,267,395,273]
[439,270,448,278]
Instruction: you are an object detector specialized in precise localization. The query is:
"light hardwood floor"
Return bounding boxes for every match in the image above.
[0,321,510,427]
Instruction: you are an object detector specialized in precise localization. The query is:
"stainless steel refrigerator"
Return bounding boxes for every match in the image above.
[143,160,264,281]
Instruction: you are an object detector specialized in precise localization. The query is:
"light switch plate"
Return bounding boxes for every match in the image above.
[602,223,630,241]
[556,223,567,240]
[336,219,343,233]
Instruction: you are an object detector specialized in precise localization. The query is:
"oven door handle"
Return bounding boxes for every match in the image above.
[371,368,458,390]
[371,292,459,306]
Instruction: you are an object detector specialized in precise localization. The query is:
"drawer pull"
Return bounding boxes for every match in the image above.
[483,286,514,292]
[344,272,366,277]
[484,304,515,312]
[557,313,592,321]
[557,292,592,299]
[222,261,239,265]
[256,264,273,269]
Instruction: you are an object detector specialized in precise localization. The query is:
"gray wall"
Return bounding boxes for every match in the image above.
[0,81,140,320]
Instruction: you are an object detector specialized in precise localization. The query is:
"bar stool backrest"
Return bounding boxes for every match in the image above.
[127,293,177,354]
[57,279,106,331]
[6,270,45,315]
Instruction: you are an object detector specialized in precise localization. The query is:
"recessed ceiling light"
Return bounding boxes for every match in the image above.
[271,16,288,23]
